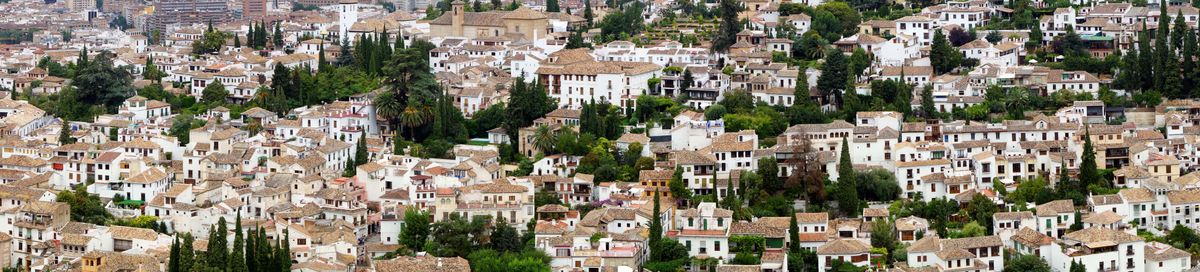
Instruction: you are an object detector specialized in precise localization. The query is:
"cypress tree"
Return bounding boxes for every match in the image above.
[1173,11,1187,52]
[1138,21,1154,91]
[280,229,291,272]
[234,35,241,48]
[648,191,662,261]
[379,28,392,60]
[711,0,742,52]
[546,0,559,12]
[788,211,801,253]
[207,217,228,267]
[583,0,593,27]
[1155,9,1170,93]
[78,46,89,67]
[317,41,329,73]
[258,228,272,272]
[169,237,181,272]
[1119,37,1142,91]
[1079,127,1101,189]
[1185,28,1197,95]
[246,227,257,272]
[272,23,283,48]
[836,137,859,217]
[355,132,368,165]
[229,213,247,272]
[181,234,195,272]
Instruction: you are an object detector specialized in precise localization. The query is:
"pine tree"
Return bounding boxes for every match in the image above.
[648,191,663,261]
[836,137,859,217]
[337,38,353,66]
[546,0,559,12]
[59,121,74,144]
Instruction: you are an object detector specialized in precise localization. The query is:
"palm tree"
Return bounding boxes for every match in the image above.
[398,105,428,140]
[532,124,555,156]
[375,91,403,124]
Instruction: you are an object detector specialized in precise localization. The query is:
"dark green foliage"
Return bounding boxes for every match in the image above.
[1004,255,1052,272]
[854,169,900,202]
[817,48,848,106]
[711,0,743,52]
[70,51,136,119]
[59,121,74,145]
[502,79,555,140]
[835,138,859,217]
[648,192,663,260]
[930,30,962,74]
[466,249,552,272]
[579,100,623,140]
[56,183,112,225]
[429,213,493,257]
[400,207,431,251]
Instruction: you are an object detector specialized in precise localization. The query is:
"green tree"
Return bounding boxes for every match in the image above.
[930,30,961,74]
[144,57,163,82]
[817,48,848,107]
[169,114,195,145]
[1070,260,1085,272]
[201,81,228,105]
[1004,255,1051,272]
[711,0,743,52]
[668,166,692,201]
[228,214,247,272]
[1079,127,1102,189]
[56,183,112,224]
[546,0,559,12]
[870,218,896,259]
[491,216,522,252]
[758,157,780,194]
[58,121,75,145]
[649,191,664,261]
[400,207,431,250]
[169,237,182,272]
[72,52,136,115]
[836,138,859,216]
[920,85,936,118]
[206,217,228,267]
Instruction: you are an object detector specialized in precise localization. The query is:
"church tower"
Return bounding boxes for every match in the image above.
[451,0,464,36]
[338,0,358,41]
